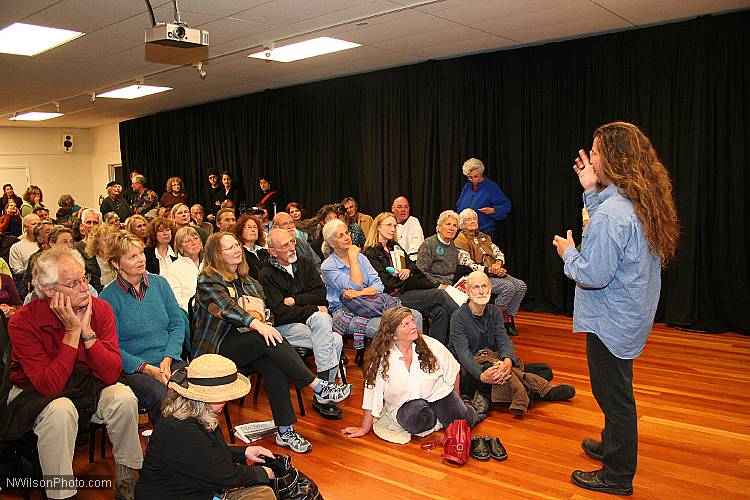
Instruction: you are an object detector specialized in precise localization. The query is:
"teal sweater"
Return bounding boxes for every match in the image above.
[100,274,185,373]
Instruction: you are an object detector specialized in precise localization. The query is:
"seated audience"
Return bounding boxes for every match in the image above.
[155,206,169,219]
[0,200,22,236]
[4,247,142,499]
[215,208,236,233]
[256,175,282,215]
[55,194,81,227]
[172,203,207,243]
[272,212,321,271]
[341,307,481,443]
[321,219,422,351]
[363,212,458,345]
[20,185,44,217]
[307,204,340,259]
[455,157,511,235]
[416,210,462,286]
[450,271,574,417]
[286,202,304,225]
[334,203,366,248]
[84,224,118,292]
[100,181,132,221]
[8,214,40,275]
[234,214,269,279]
[144,217,177,275]
[392,196,424,262]
[455,208,527,336]
[129,175,159,216]
[160,176,188,210]
[20,220,54,296]
[100,231,186,424]
[75,208,102,254]
[190,203,214,236]
[164,226,203,312]
[342,196,373,235]
[104,211,121,227]
[124,214,148,244]
[0,262,21,318]
[0,183,23,215]
[259,228,345,419]
[192,232,351,454]
[33,206,51,221]
[135,354,277,500]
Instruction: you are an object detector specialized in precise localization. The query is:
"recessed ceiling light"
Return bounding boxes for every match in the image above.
[0,22,84,56]
[248,37,361,63]
[97,85,173,99]
[9,112,64,121]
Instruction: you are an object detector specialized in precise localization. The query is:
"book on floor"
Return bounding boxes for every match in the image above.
[234,420,277,444]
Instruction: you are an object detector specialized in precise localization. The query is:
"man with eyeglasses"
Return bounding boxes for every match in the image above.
[260,229,344,419]
[4,247,142,499]
[272,212,321,272]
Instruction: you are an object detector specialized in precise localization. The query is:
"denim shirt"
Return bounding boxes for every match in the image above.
[321,252,384,311]
[562,184,661,359]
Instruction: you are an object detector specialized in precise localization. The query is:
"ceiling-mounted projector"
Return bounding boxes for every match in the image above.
[145,23,208,47]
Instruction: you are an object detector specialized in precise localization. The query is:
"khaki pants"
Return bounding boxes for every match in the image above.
[9,382,144,499]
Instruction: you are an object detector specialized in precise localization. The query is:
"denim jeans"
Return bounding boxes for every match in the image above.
[395,392,480,434]
[276,312,343,380]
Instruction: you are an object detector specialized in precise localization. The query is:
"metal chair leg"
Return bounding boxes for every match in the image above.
[223,404,235,444]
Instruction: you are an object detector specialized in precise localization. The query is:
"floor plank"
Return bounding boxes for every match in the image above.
[4,312,749,499]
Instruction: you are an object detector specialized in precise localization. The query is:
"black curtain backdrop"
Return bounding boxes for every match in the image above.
[120,11,750,334]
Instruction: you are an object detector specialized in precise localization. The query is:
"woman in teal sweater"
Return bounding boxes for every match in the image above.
[100,230,186,424]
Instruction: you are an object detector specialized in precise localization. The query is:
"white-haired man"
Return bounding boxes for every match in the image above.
[259,228,344,419]
[8,213,40,275]
[449,271,574,418]
[3,247,142,499]
[100,181,132,221]
[272,212,321,271]
[391,196,424,262]
[75,208,102,255]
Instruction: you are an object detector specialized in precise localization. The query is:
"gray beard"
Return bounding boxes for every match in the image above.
[470,295,490,306]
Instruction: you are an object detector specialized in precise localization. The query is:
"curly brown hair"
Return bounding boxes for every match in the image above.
[363,306,437,387]
[594,122,680,265]
[233,214,266,247]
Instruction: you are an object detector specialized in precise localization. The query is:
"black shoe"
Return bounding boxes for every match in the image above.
[311,397,343,420]
[504,322,519,336]
[340,353,349,365]
[582,438,603,461]
[471,391,491,415]
[571,469,632,496]
[486,436,507,461]
[471,436,491,460]
[542,384,576,401]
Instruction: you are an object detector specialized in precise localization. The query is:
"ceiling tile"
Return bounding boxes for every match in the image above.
[20,0,144,33]
[373,25,490,51]
[597,0,750,26]
[405,34,517,58]
[231,0,378,27]
[0,0,59,28]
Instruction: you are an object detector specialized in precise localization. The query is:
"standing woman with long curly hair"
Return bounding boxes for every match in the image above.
[553,121,679,496]
[341,306,481,443]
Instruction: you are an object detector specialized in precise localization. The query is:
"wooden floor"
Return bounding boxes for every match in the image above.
[6,312,750,499]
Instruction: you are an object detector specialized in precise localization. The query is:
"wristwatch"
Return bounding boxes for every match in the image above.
[81,332,97,342]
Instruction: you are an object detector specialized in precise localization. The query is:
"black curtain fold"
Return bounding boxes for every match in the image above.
[120,10,750,334]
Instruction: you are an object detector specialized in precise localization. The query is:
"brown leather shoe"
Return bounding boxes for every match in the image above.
[471,436,490,460]
[486,436,508,461]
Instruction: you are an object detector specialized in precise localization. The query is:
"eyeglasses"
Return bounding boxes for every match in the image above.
[221,243,241,252]
[278,239,297,250]
[56,274,90,290]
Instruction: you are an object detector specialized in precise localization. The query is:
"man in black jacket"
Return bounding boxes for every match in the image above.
[259,229,344,419]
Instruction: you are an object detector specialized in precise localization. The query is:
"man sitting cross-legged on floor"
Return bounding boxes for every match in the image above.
[449,271,575,418]
[1,247,142,499]
[259,228,344,420]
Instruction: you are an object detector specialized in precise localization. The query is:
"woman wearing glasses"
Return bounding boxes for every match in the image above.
[100,231,186,424]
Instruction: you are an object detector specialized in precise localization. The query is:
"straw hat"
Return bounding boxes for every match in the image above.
[168,354,250,403]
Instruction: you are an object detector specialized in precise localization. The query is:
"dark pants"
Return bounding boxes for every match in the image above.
[219,332,316,426]
[124,360,187,424]
[395,392,480,434]
[399,288,458,345]
[587,333,637,484]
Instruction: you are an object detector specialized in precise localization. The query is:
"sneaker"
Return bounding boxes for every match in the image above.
[275,428,312,453]
[471,391,492,415]
[315,380,352,404]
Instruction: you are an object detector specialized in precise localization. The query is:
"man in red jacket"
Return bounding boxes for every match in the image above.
[5,247,142,499]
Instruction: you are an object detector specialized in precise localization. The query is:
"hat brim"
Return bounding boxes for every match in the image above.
[169,372,250,403]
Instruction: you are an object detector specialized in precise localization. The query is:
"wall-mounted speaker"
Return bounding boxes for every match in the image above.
[62,133,74,153]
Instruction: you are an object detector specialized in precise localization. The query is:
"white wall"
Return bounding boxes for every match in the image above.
[0,124,121,212]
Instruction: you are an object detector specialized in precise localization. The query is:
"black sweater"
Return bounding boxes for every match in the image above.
[258,256,326,326]
[135,416,270,500]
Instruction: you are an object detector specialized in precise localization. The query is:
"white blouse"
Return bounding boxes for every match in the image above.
[362,335,459,419]
[163,255,200,311]
[156,245,177,276]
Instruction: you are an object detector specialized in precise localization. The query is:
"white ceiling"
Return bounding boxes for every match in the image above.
[1,0,747,128]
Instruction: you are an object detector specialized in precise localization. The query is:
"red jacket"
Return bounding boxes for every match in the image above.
[8,297,123,397]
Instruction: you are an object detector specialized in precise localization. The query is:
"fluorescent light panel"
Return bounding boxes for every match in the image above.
[249,37,360,62]
[0,22,83,56]
[9,112,64,121]
[97,85,173,99]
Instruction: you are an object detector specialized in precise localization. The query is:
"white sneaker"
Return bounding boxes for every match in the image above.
[315,381,352,404]
[275,428,312,453]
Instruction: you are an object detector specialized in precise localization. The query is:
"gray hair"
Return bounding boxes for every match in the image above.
[104,212,120,225]
[80,208,102,223]
[462,157,485,176]
[32,247,85,290]
[465,270,491,289]
[436,210,459,232]
[33,220,54,240]
[134,175,146,186]
[321,218,347,257]
[22,213,39,232]
[48,225,73,243]
[458,208,478,228]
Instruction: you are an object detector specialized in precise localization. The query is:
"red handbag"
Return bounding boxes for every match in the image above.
[421,419,471,466]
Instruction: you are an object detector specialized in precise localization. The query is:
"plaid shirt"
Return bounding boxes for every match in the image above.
[192,270,267,356]
[130,189,159,215]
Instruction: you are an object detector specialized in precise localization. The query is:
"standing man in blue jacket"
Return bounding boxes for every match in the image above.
[456,157,511,234]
